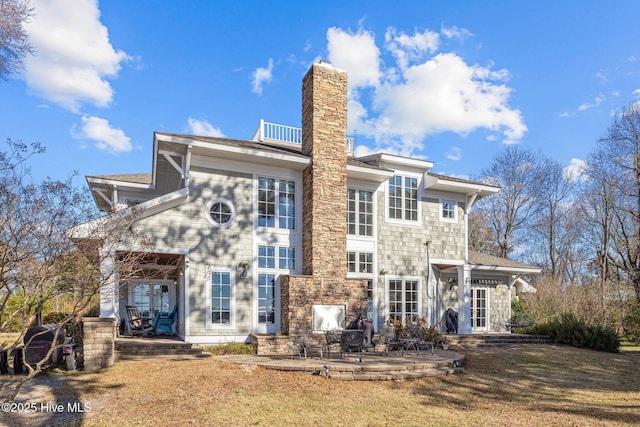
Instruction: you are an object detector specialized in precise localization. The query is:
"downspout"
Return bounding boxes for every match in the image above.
[424,240,433,324]
[464,190,481,262]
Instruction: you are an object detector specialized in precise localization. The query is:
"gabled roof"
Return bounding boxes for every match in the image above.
[468,250,541,274]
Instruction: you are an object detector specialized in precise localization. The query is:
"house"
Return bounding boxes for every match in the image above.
[83,62,540,346]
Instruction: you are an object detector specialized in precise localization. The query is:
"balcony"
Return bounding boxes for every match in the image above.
[252,119,354,155]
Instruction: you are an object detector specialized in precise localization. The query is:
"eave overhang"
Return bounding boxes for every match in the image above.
[424,174,500,197]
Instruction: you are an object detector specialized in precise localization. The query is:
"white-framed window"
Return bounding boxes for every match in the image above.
[205,198,236,228]
[257,273,276,325]
[347,251,373,274]
[440,199,457,222]
[388,278,419,322]
[348,189,373,236]
[256,244,295,327]
[207,269,235,326]
[258,245,295,271]
[347,251,375,323]
[388,175,418,222]
[257,177,295,229]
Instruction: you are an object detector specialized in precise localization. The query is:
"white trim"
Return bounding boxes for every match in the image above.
[205,198,236,228]
[470,286,490,333]
[86,176,153,190]
[384,275,422,321]
[205,267,236,329]
[253,172,302,238]
[357,153,434,171]
[347,187,376,240]
[155,132,311,166]
[385,172,423,226]
[439,199,458,223]
[424,174,499,196]
[161,151,185,179]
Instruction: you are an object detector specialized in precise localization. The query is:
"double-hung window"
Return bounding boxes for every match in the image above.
[258,177,295,229]
[388,175,418,221]
[348,189,373,236]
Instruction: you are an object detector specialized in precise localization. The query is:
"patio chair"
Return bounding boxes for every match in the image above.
[289,336,306,359]
[380,329,406,356]
[154,304,178,336]
[125,305,154,337]
[324,330,343,358]
[407,325,435,356]
[340,329,364,357]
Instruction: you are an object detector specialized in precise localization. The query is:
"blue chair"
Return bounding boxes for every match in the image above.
[154,305,178,336]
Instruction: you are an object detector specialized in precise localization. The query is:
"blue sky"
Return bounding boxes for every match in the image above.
[2,0,640,184]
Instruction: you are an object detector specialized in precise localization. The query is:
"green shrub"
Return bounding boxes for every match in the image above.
[528,313,620,353]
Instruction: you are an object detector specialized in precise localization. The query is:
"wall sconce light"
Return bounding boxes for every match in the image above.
[379,269,387,276]
[238,261,248,279]
[446,277,457,291]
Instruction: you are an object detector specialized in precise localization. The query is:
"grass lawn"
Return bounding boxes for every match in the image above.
[5,343,640,426]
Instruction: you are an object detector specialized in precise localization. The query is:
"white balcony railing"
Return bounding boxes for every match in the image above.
[252,119,354,155]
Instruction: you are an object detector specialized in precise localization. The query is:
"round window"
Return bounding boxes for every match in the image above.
[205,198,236,228]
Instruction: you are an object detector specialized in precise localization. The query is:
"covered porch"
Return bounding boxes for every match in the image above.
[100,251,187,340]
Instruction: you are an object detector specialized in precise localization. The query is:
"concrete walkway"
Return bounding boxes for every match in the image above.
[215,349,465,381]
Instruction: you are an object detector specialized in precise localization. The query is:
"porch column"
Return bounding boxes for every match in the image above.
[99,248,117,319]
[457,264,472,334]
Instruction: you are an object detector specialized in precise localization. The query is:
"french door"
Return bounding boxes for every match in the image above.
[470,287,489,332]
[129,280,176,319]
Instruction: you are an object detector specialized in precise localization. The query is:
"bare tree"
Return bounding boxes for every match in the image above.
[0,0,34,81]
[0,139,153,400]
[471,146,544,259]
[529,156,576,282]
[584,103,640,306]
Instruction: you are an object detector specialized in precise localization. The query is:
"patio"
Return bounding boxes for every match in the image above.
[215,348,465,381]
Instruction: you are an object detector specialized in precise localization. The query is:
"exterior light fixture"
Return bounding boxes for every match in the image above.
[239,261,248,279]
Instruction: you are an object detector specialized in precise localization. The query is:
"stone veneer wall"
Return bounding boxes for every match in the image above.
[280,275,368,335]
[82,317,115,371]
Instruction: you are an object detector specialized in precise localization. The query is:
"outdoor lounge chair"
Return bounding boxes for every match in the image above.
[125,305,154,337]
[154,304,178,336]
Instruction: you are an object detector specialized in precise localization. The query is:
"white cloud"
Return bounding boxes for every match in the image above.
[327,27,381,90]
[445,146,462,161]
[633,89,640,98]
[578,95,605,111]
[252,58,274,95]
[24,0,130,112]
[187,118,225,137]
[440,24,474,42]
[326,26,527,155]
[73,116,132,154]
[385,28,440,70]
[564,158,587,182]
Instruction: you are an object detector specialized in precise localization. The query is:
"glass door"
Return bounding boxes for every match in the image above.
[470,287,489,332]
[129,280,176,319]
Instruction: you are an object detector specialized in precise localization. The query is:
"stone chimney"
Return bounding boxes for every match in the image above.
[279,62,368,336]
[301,61,348,278]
